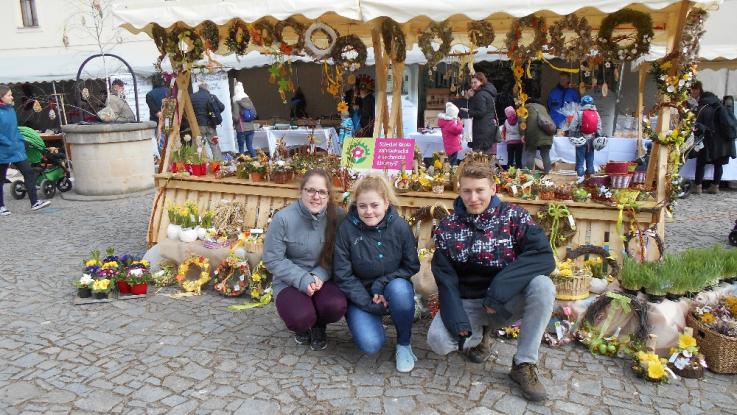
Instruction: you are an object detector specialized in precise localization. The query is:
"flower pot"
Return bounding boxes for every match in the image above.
[166,224,182,240]
[250,172,264,182]
[184,163,194,175]
[539,190,555,200]
[77,287,92,298]
[621,287,640,296]
[196,226,208,240]
[94,291,109,300]
[179,227,198,243]
[210,161,220,175]
[647,293,665,303]
[587,174,610,188]
[605,161,629,175]
[116,280,131,294]
[608,173,633,189]
[170,162,179,173]
[199,163,208,176]
[130,283,148,295]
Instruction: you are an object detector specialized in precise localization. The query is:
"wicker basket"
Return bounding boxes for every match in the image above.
[609,173,633,189]
[551,268,592,301]
[686,312,737,374]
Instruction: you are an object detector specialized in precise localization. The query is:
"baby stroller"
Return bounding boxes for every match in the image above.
[11,127,72,200]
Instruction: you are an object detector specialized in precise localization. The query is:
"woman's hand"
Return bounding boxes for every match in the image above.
[372,294,389,308]
[484,306,496,315]
[312,275,323,290]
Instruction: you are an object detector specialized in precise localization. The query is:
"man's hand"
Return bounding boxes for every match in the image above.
[372,294,389,308]
[484,306,496,315]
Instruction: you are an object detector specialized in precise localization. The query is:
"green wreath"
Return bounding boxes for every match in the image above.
[168,27,204,64]
[151,24,168,55]
[548,14,592,62]
[331,34,368,71]
[274,17,306,54]
[226,20,250,56]
[505,15,548,62]
[252,21,275,47]
[418,21,453,68]
[198,20,220,52]
[382,19,407,63]
[467,20,495,48]
[597,9,653,61]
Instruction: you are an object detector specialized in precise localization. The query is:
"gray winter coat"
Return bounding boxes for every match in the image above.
[232,97,257,133]
[522,103,554,149]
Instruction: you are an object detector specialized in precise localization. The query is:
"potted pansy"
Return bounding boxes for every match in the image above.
[127,267,152,295]
[91,278,112,299]
[83,250,102,275]
[74,274,95,298]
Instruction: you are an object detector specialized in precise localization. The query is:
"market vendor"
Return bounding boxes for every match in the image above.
[547,72,580,130]
[103,79,136,123]
[427,161,556,402]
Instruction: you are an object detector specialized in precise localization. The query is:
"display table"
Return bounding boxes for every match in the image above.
[252,127,340,155]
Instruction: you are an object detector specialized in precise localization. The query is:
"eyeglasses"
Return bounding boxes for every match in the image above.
[303,188,329,198]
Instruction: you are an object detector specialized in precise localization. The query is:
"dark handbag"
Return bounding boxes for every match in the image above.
[207,95,223,126]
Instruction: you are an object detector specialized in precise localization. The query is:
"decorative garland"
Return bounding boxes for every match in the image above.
[152,24,168,55]
[505,15,548,63]
[199,20,220,51]
[274,17,306,55]
[251,21,275,47]
[167,27,204,65]
[467,20,495,48]
[596,9,653,61]
[303,22,339,60]
[565,244,620,278]
[548,14,592,62]
[226,20,250,56]
[175,256,211,294]
[213,254,251,297]
[418,21,453,69]
[382,19,407,63]
[331,34,368,71]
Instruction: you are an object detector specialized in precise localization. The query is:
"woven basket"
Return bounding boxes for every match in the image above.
[609,173,633,189]
[203,239,231,250]
[686,312,737,374]
[551,268,592,301]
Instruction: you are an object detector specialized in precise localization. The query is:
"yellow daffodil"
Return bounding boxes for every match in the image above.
[700,312,716,324]
[647,361,666,380]
[678,334,697,350]
[336,101,349,113]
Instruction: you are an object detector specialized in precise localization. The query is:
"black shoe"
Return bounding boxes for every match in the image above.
[294,331,311,345]
[310,327,327,351]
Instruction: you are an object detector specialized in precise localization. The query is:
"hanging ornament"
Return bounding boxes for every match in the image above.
[347,74,356,85]
[48,109,56,120]
[32,100,42,113]
[82,87,90,100]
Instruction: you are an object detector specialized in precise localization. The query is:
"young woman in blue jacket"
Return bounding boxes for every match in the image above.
[333,175,420,372]
[0,85,50,215]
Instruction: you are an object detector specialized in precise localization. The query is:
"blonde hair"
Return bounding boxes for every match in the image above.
[351,174,400,206]
[458,161,496,182]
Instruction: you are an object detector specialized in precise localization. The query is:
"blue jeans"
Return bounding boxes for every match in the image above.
[236,130,256,157]
[575,144,595,176]
[345,278,415,354]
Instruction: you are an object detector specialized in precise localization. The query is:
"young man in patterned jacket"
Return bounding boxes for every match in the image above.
[427,161,556,401]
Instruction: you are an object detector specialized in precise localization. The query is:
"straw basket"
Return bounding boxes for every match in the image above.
[551,268,592,301]
[686,313,737,374]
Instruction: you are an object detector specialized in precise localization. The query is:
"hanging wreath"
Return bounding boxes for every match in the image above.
[303,22,339,61]
[597,9,653,61]
[198,20,220,52]
[212,255,251,297]
[167,27,204,65]
[331,34,368,71]
[382,19,407,63]
[624,226,664,263]
[680,8,708,66]
[405,204,450,244]
[418,21,453,69]
[175,256,211,294]
[152,24,168,55]
[548,14,593,62]
[565,244,620,278]
[580,291,650,343]
[251,21,275,47]
[274,17,306,55]
[505,15,548,62]
[535,202,577,254]
[467,20,495,48]
[226,20,250,56]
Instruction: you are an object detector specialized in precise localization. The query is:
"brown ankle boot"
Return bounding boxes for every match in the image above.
[509,361,548,402]
[466,326,494,363]
[707,184,720,194]
[694,184,703,194]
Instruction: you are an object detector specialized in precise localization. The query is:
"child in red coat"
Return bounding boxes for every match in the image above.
[438,102,463,165]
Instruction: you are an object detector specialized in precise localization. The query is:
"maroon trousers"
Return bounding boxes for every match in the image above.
[275,281,347,333]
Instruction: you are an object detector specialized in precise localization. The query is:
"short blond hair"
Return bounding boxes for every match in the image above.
[458,161,496,182]
[351,174,400,206]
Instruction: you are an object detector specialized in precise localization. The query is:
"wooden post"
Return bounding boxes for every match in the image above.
[371,26,388,138]
[636,62,648,158]
[390,61,405,137]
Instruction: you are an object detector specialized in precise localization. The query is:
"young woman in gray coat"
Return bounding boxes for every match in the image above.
[231,81,258,156]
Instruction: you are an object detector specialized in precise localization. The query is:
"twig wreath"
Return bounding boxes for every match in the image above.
[303,22,339,60]
[536,202,577,254]
[274,17,306,55]
[548,14,593,62]
[382,18,407,63]
[596,9,653,61]
[565,244,621,278]
[167,27,204,65]
[467,20,495,48]
[331,34,368,71]
[581,291,650,343]
[213,254,251,297]
[405,204,450,243]
[624,225,664,262]
[418,21,453,69]
[226,20,250,56]
[505,15,548,62]
[198,20,220,52]
[251,21,275,47]
[175,255,211,294]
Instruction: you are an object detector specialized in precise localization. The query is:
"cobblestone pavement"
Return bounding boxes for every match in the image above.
[1,188,737,415]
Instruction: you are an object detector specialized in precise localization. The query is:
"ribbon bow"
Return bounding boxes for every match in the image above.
[606,291,632,314]
[546,202,572,255]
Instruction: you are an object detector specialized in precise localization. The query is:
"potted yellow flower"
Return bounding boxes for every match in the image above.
[91,278,112,300]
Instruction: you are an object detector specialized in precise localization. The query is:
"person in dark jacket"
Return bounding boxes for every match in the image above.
[231,81,258,156]
[290,87,308,119]
[263,169,347,351]
[427,161,556,402]
[146,75,168,123]
[358,85,375,137]
[333,175,420,372]
[190,81,224,160]
[0,85,50,215]
[691,82,737,194]
[464,72,498,154]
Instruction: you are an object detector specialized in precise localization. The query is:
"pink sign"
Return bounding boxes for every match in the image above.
[372,138,415,170]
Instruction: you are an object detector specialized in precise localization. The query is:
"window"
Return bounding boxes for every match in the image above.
[20,0,38,28]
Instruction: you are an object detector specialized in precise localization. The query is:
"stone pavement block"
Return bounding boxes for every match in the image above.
[493,394,527,415]
[74,391,122,412]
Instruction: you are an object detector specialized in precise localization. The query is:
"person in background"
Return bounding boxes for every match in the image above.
[333,175,420,372]
[146,75,169,152]
[547,72,580,129]
[190,81,224,160]
[358,84,375,137]
[345,85,362,136]
[290,88,308,119]
[263,169,347,351]
[502,106,523,169]
[465,72,498,155]
[452,85,472,120]
[522,98,553,173]
[231,81,258,157]
[0,84,51,215]
[438,102,463,165]
[568,95,603,178]
[106,79,136,123]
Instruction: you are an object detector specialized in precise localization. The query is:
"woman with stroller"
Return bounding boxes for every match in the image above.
[0,85,50,216]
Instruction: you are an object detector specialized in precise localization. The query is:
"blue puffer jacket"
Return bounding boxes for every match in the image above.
[0,104,26,164]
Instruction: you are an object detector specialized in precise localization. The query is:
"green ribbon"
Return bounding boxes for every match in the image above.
[595,292,632,342]
[228,292,273,311]
[546,203,571,256]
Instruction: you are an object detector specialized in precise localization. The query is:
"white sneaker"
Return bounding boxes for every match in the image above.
[0,206,10,216]
[31,200,50,211]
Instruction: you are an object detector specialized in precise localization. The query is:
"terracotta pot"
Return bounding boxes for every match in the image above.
[250,172,264,182]
[539,191,556,200]
[117,280,131,294]
[130,283,148,295]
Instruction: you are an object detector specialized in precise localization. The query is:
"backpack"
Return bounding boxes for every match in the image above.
[207,95,223,126]
[534,106,557,136]
[240,107,257,122]
[581,109,599,135]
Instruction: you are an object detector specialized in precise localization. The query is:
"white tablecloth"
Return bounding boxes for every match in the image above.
[252,128,340,156]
